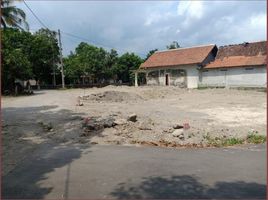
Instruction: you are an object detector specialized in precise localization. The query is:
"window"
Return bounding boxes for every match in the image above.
[171,69,184,76]
[148,71,158,77]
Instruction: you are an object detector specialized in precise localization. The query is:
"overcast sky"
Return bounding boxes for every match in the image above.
[17,1,266,57]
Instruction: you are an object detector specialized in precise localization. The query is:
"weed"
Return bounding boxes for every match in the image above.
[205,131,266,147]
[205,135,244,147]
[246,133,266,144]
[221,138,244,146]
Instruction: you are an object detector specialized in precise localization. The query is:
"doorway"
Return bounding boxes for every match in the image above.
[165,74,169,86]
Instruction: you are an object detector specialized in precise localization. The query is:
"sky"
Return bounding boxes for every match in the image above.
[17,0,266,57]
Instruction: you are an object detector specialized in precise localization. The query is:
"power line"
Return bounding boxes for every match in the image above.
[62,31,147,56]
[22,1,146,57]
[22,0,49,29]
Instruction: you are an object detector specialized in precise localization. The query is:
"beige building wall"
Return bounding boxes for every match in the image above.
[145,65,199,88]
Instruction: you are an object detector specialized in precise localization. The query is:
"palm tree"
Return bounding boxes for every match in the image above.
[1,0,29,30]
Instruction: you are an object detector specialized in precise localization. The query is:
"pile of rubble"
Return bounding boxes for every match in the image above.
[80,91,144,103]
[81,113,138,137]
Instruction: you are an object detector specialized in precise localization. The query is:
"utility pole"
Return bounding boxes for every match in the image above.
[58,29,65,88]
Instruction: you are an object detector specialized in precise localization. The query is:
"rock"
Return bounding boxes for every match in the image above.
[178,134,185,140]
[102,117,116,128]
[91,141,98,145]
[84,122,100,130]
[173,124,184,129]
[114,119,127,125]
[127,113,137,122]
[172,129,184,137]
[138,120,153,130]
[139,126,152,130]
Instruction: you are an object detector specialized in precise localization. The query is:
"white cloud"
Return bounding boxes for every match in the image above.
[177,1,204,19]
[250,13,266,29]
[144,12,174,26]
[16,1,266,57]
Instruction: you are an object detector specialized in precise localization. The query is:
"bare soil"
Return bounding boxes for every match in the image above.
[2,86,266,175]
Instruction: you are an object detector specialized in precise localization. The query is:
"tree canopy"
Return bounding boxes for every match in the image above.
[1,28,60,93]
[166,41,180,49]
[64,42,143,85]
[1,0,29,30]
[145,49,158,60]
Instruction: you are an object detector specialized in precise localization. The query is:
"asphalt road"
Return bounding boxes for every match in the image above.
[2,143,266,199]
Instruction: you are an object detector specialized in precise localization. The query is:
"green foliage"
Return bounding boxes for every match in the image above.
[64,42,143,85]
[1,28,60,93]
[205,135,244,147]
[115,52,143,84]
[30,28,60,83]
[246,132,266,144]
[166,41,180,49]
[204,132,266,147]
[1,0,29,30]
[145,49,158,60]
[2,27,144,93]
[222,138,244,146]
[1,28,32,91]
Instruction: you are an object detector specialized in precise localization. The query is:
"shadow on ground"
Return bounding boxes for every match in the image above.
[2,105,101,199]
[111,175,266,199]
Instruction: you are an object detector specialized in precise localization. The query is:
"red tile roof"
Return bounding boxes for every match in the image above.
[205,41,267,69]
[140,44,216,69]
[205,55,266,69]
[216,41,266,58]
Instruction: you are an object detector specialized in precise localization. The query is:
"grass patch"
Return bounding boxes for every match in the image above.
[222,138,244,146]
[205,136,244,147]
[204,132,266,147]
[246,133,266,144]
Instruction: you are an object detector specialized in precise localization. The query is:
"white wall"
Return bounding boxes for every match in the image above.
[200,66,266,87]
[144,65,199,88]
[184,66,199,88]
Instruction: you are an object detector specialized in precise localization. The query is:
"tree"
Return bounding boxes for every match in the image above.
[29,28,60,84]
[166,41,180,49]
[1,28,61,94]
[64,42,108,84]
[145,49,158,60]
[115,52,143,84]
[105,49,118,80]
[1,0,29,30]
[64,54,81,84]
[64,42,143,85]
[1,28,33,93]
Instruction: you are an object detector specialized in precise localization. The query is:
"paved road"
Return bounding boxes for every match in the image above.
[2,143,266,199]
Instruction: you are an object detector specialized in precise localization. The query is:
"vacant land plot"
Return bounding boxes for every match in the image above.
[2,86,266,175]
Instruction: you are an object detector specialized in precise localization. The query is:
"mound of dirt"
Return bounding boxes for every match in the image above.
[83,91,144,102]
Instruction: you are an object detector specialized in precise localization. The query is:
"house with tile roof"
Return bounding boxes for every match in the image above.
[201,41,266,88]
[135,41,266,88]
[135,44,218,88]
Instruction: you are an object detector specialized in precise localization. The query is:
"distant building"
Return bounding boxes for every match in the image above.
[135,41,266,88]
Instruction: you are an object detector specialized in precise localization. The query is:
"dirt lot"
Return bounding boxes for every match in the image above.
[2,86,266,175]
